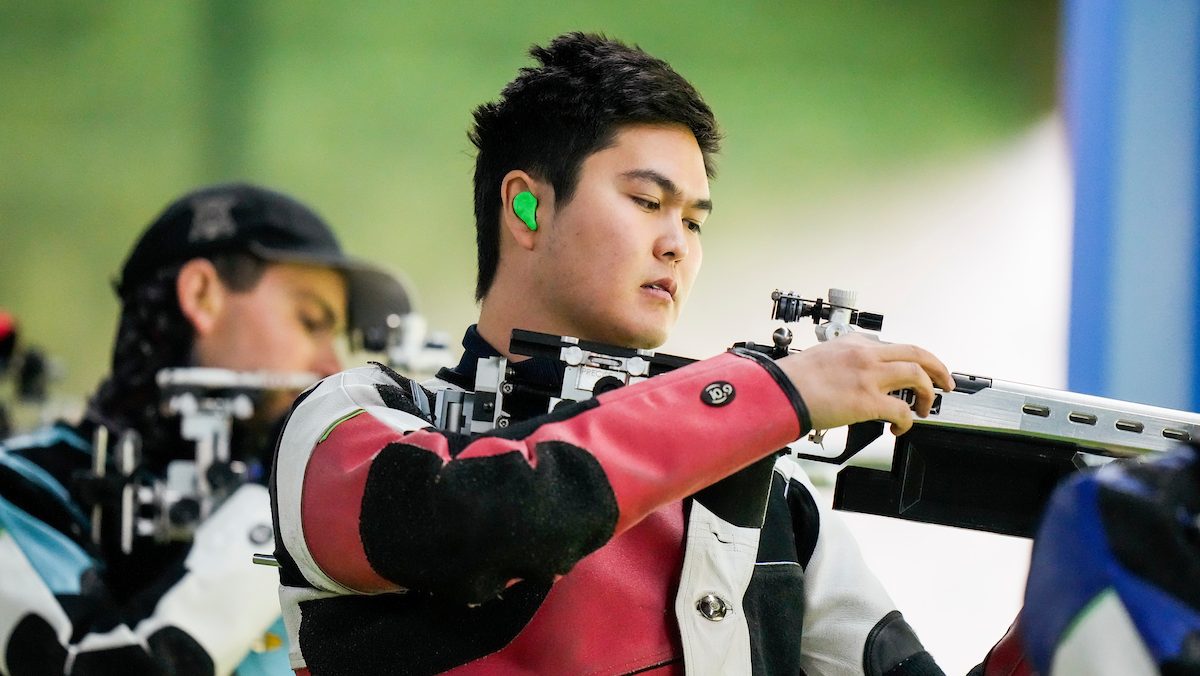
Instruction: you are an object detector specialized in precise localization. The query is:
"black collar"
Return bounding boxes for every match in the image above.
[436,325,566,392]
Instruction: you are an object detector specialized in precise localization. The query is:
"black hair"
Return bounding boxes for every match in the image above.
[86,252,266,466]
[468,32,722,301]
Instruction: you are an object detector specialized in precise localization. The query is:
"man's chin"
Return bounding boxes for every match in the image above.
[603,322,670,351]
[566,312,673,350]
[628,333,667,350]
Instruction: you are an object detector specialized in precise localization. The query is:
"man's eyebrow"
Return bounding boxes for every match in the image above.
[621,169,713,212]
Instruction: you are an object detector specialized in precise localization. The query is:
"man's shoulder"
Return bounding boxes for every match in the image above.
[292,363,436,430]
[420,373,461,394]
[1,421,91,456]
[1,422,92,491]
[306,363,420,398]
[0,422,95,553]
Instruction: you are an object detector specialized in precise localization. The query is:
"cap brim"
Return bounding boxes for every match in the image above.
[247,243,413,336]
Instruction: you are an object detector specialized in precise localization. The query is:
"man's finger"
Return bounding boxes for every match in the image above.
[881,396,916,436]
[874,361,936,415]
[874,343,955,391]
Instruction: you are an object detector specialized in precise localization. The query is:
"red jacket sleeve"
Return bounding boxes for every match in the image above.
[271,349,809,603]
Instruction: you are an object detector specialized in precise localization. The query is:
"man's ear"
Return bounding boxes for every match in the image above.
[176,258,226,337]
[500,170,550,251]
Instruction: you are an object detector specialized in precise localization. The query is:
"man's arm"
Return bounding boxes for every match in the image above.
[273,349,808,605]
[273,334,952,606]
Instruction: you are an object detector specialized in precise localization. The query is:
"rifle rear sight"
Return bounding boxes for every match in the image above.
[771,289,884,341]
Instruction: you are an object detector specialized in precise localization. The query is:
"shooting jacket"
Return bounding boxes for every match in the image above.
[0,422,289,675]
[270,327,942,675]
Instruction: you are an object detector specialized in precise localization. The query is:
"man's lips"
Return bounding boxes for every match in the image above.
[641,278,677,299]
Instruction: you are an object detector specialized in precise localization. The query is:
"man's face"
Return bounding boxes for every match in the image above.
[533,124,710,348]
[195,261,347,418]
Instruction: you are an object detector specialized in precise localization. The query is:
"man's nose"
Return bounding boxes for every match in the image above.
[654,217,689,262]
[312,339,342,378]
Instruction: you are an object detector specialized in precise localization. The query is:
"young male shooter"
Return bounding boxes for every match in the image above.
[271,34,955,675]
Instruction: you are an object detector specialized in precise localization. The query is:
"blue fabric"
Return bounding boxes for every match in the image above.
[1022,474,1112,670]
[0,449,73,504]
[1024,447,1200,672]
[0,494,94,595]
[234,617,292,675]
[1,424,90,454]
[1116,566,1200,664]
[0,446,91,529]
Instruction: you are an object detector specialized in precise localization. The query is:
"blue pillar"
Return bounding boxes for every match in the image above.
[1065,0,1200,410]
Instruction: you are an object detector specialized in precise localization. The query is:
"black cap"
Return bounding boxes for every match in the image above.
[118,182,410,333]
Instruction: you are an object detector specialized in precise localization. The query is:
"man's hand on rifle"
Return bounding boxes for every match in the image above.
[778,333,955,436]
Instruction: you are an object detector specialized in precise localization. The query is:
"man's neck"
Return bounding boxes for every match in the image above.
[478,271,665,356]
[476,295,537,362]
[476,270,567,361]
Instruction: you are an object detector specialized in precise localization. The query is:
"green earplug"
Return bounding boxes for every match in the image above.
[513,191,538,231]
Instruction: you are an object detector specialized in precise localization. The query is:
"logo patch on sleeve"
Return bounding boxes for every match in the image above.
[701,381,735,407]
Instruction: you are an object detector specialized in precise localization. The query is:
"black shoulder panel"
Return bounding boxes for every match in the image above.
[756,472,801,564]
[692,454,777,529]
[360,439,616,604]
[787,475,821,568]
[298,580,550,676]
[744,560,806,674]
[367,361,435,422]
[883,652,944,676]
[744,470,810,674]
[865,610,942,676]
[374,382,418,416]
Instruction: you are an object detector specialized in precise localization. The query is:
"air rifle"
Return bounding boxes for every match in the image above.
[433,289,1200,538]
[87,367,316,553]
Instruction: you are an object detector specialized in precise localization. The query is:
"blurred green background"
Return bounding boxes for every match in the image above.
[0,1,1058,399]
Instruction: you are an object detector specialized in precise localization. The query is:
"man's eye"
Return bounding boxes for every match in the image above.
[300,316,328,334]
[686,220,703,234]
[632,196,660,211]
